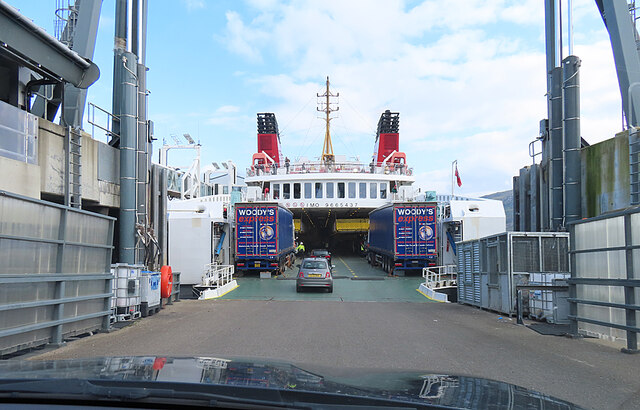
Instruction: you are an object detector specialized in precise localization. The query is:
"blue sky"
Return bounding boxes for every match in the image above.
[8,0,622,196]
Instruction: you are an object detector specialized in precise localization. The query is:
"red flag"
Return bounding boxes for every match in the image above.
[455,165,462,187]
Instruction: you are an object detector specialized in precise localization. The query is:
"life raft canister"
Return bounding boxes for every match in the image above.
[160,265,173,298]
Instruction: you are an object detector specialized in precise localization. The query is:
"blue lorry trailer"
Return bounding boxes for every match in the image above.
[367,202,437,275]
[235,202,295,274]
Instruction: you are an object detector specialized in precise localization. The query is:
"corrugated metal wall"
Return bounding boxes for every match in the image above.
[457,232,570,316]
[0,191,114,356]
[569,207,639,350]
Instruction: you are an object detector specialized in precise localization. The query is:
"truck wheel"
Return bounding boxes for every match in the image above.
[296,285,301,293]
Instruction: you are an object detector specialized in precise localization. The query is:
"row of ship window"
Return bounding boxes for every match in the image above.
[268,181,388,200]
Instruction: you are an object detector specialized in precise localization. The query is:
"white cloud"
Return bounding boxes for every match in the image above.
[245,0,280,10]
[500,0,543,24]
[205,106,251,128]
[218,0,622,195]
[221,11,265,63]
[216,105,241,114]
[182,0,206,11]
[574,40,623,142]
[206,115,252,126]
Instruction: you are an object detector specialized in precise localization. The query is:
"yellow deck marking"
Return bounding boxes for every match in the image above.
[416,288,444,303]
[338,256,358,278]
[210,284,239,298]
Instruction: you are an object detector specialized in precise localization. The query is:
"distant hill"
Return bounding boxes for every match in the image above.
[482,190,513,231]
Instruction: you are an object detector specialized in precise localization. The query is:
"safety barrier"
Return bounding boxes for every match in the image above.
[0,190,115,356]
[246,162,413,177]
[194,264,236,300]
[201,264,234,289]
[568,206,640,352]
[423,265,457,289]
[0,273,112,356]
[166,271,181,304]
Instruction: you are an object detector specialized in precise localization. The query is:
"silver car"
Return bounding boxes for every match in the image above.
[296,258,333,293]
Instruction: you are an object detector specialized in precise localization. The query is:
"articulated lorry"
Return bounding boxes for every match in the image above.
[367,202,437,274]
[235,202,295,274]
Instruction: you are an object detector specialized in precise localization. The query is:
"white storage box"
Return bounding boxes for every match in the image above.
[112,263,141,308]
[141,271,161,307]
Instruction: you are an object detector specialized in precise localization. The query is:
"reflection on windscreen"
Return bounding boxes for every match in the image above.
[302,261,327,269]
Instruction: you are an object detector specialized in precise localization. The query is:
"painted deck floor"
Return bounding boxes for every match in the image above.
[221,255,435,303]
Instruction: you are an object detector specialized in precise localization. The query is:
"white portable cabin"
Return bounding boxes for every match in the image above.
[438,199,506,266]
[168,195,232,288]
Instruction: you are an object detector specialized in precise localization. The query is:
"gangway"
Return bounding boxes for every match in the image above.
[424,265,457,289]
[418,265,458,303]
[193,264,237,300]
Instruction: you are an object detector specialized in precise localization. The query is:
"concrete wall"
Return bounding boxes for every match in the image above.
[0,155,40,198]
[1,118,120,207]
[37,120,119,207]
[581,131,630,218]
[38,120,65,196]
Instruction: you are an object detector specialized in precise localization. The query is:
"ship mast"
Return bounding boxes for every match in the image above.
[317,76,339,163]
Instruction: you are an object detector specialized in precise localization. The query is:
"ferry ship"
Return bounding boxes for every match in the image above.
[244,77,416,251]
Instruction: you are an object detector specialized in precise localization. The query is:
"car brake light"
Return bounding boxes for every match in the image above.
[237,263,244,267]
[395,263,402,267]
[270,263,278,266]
[298,271,304,278]
[325,271,330,278]
[325,255,330,258]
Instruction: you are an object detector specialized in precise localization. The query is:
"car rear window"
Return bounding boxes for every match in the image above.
[302,260,327,269]
[312,250,328,256]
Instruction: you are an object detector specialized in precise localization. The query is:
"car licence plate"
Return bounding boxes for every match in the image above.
[308,274,322,277]
[254,262,260,267]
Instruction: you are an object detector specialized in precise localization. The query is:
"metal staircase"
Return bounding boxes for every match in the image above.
[66,127,82,208]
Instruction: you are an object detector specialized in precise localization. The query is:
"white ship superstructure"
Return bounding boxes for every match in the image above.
[243,78,416,250]
[245,158,414,209]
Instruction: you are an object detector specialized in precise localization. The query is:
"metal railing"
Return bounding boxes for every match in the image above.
[246,162,413,177]
[166,271,181,304]
[0,273,113,356]
[195,264,234,298]
[567,205,640,353]
[87,102,119,142]
[423,265,457,289]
